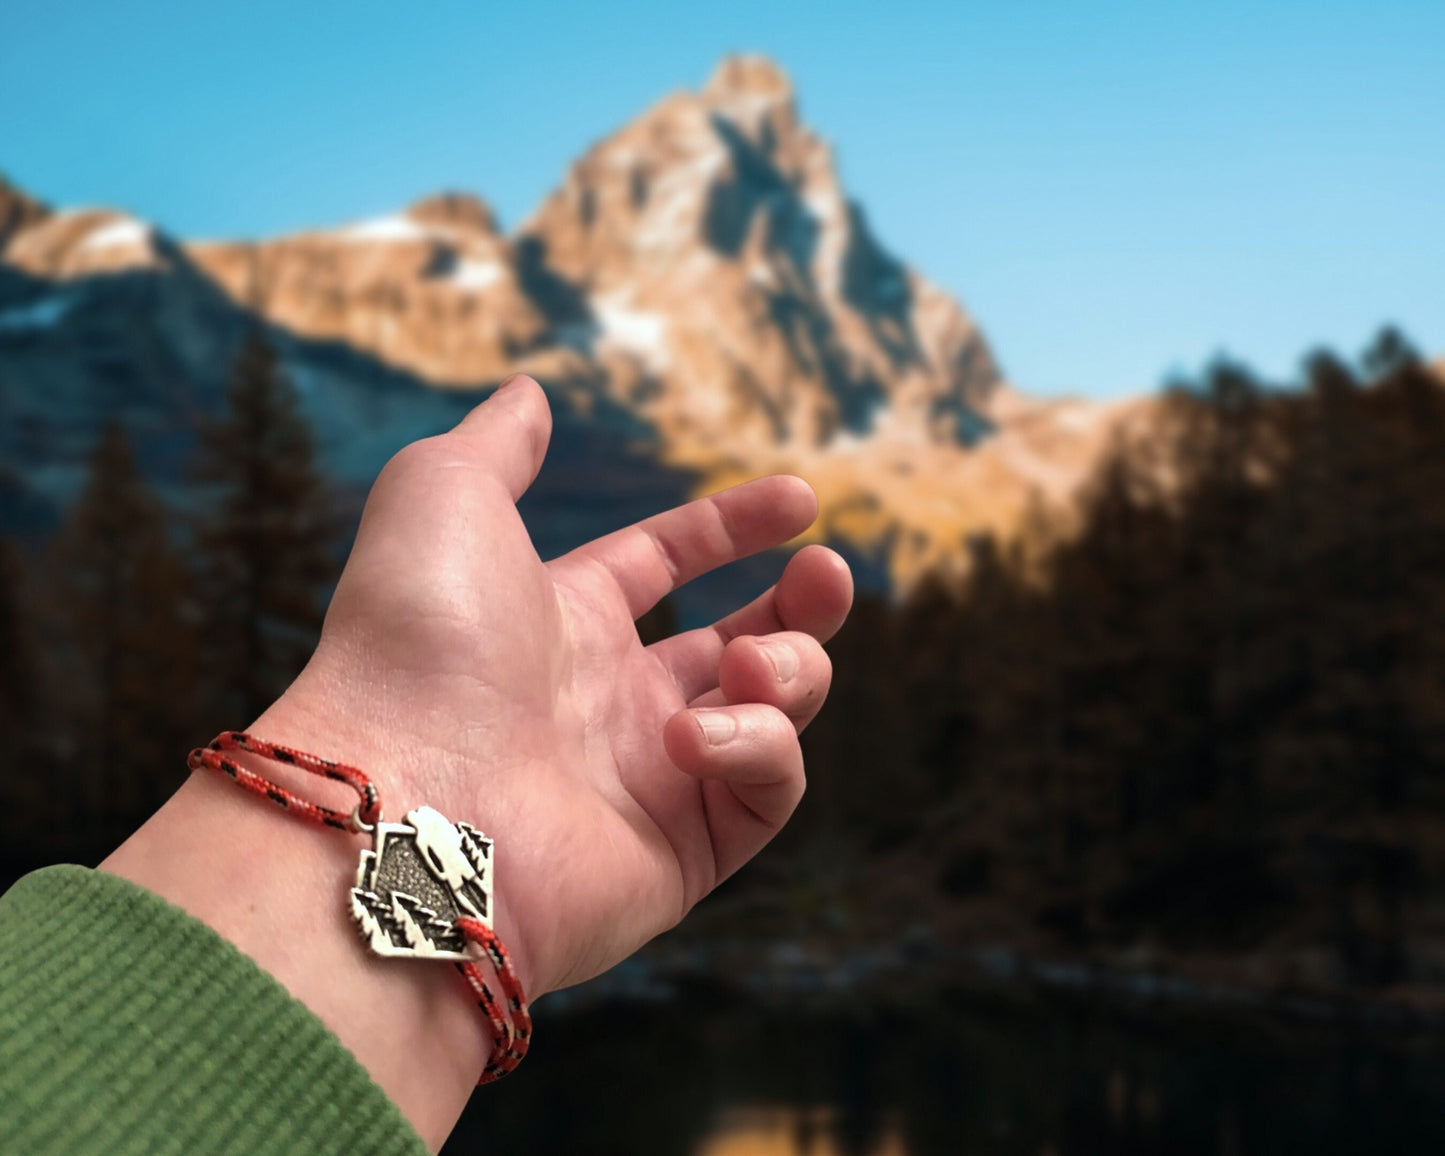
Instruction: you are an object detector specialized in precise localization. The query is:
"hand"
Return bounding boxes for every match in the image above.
[105,374,852,1145]
[261,373,852,996]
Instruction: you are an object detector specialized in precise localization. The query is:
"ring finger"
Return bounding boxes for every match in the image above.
[687,630,833,733]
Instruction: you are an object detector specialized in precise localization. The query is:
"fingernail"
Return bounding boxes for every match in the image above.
[696,710,737,745]
[758,639,798,682]
[495,373,524,396]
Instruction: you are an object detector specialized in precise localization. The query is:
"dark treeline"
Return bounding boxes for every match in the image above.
[747,327,1445,997]
[5,325,1444,1000]
[0,330,342,874]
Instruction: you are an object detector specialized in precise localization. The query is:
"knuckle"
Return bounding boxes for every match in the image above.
[381,435,444,480]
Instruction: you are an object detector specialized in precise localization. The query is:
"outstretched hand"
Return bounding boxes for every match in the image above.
[254,374,853,997]
[105,374,851,1146]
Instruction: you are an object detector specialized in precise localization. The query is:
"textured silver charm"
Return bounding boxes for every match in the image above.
[349,805,493,961]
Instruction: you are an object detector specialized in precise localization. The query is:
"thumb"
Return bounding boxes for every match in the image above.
[450,374,553,501]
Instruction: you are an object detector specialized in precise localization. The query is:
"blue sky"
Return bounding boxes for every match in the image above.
[2,0,1440,399]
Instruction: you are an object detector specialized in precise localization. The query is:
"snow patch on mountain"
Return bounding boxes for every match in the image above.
[79,217,152,253]
[592,293,670,370]
[341,215,433,243]
[449,257,506,291]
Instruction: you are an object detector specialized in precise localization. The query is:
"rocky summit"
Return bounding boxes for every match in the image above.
[0,57,1143,595]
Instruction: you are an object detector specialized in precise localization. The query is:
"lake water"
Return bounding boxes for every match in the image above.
[443,986,1445,1154]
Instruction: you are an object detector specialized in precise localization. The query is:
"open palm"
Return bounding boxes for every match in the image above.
[263,375,852,997]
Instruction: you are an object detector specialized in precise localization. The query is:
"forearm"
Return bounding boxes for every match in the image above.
[101,732,509,1151]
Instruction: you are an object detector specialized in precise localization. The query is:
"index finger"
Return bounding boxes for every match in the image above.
[549,475,817,619]
[649,544,853,701]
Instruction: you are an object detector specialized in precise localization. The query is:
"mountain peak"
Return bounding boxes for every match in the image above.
[702,54,799,143]
[405,191,499,236]
[514,56,1001,459]
[704,54,795,104]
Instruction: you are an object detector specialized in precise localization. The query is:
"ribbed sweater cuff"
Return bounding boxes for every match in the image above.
[0,864,427,1156]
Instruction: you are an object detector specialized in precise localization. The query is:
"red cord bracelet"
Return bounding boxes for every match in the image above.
[188,731,532,1083]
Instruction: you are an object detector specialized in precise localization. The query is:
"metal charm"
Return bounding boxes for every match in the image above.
[349,805,493,961]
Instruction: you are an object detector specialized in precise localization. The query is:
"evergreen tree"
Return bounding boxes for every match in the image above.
[195,329,341,723]
[0,539,33,754]
[0,537,42,861]
[1360,324,1421,381]
[42,423,198,852]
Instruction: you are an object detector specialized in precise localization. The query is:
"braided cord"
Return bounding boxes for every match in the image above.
[188,731,380,831]
[188,730,531,1084]
[457,919,533,1082]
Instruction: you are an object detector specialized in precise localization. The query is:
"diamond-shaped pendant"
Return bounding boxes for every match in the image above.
[349,806,493,961]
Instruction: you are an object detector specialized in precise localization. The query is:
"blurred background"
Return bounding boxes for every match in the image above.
[3,2,1445,1152]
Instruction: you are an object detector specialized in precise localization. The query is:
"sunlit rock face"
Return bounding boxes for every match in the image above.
[5,208,174,280]
[520,54,1002,465]
[0,56,1158,591]
[176,54,1004,478]
[188,192,554,387]
[509,57,1138,584]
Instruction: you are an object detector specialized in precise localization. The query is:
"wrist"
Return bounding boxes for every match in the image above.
[244,680,545,1000]
[102,737,499,1149]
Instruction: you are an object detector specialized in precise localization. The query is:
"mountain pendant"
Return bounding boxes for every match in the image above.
[349,805,493,961]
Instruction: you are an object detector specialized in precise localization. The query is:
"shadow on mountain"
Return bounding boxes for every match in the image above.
[514,234,594,340]
[840,200,919,372]
[0,243,701,562]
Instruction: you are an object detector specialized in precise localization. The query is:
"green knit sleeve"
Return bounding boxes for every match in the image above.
[0,865,428,1156]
